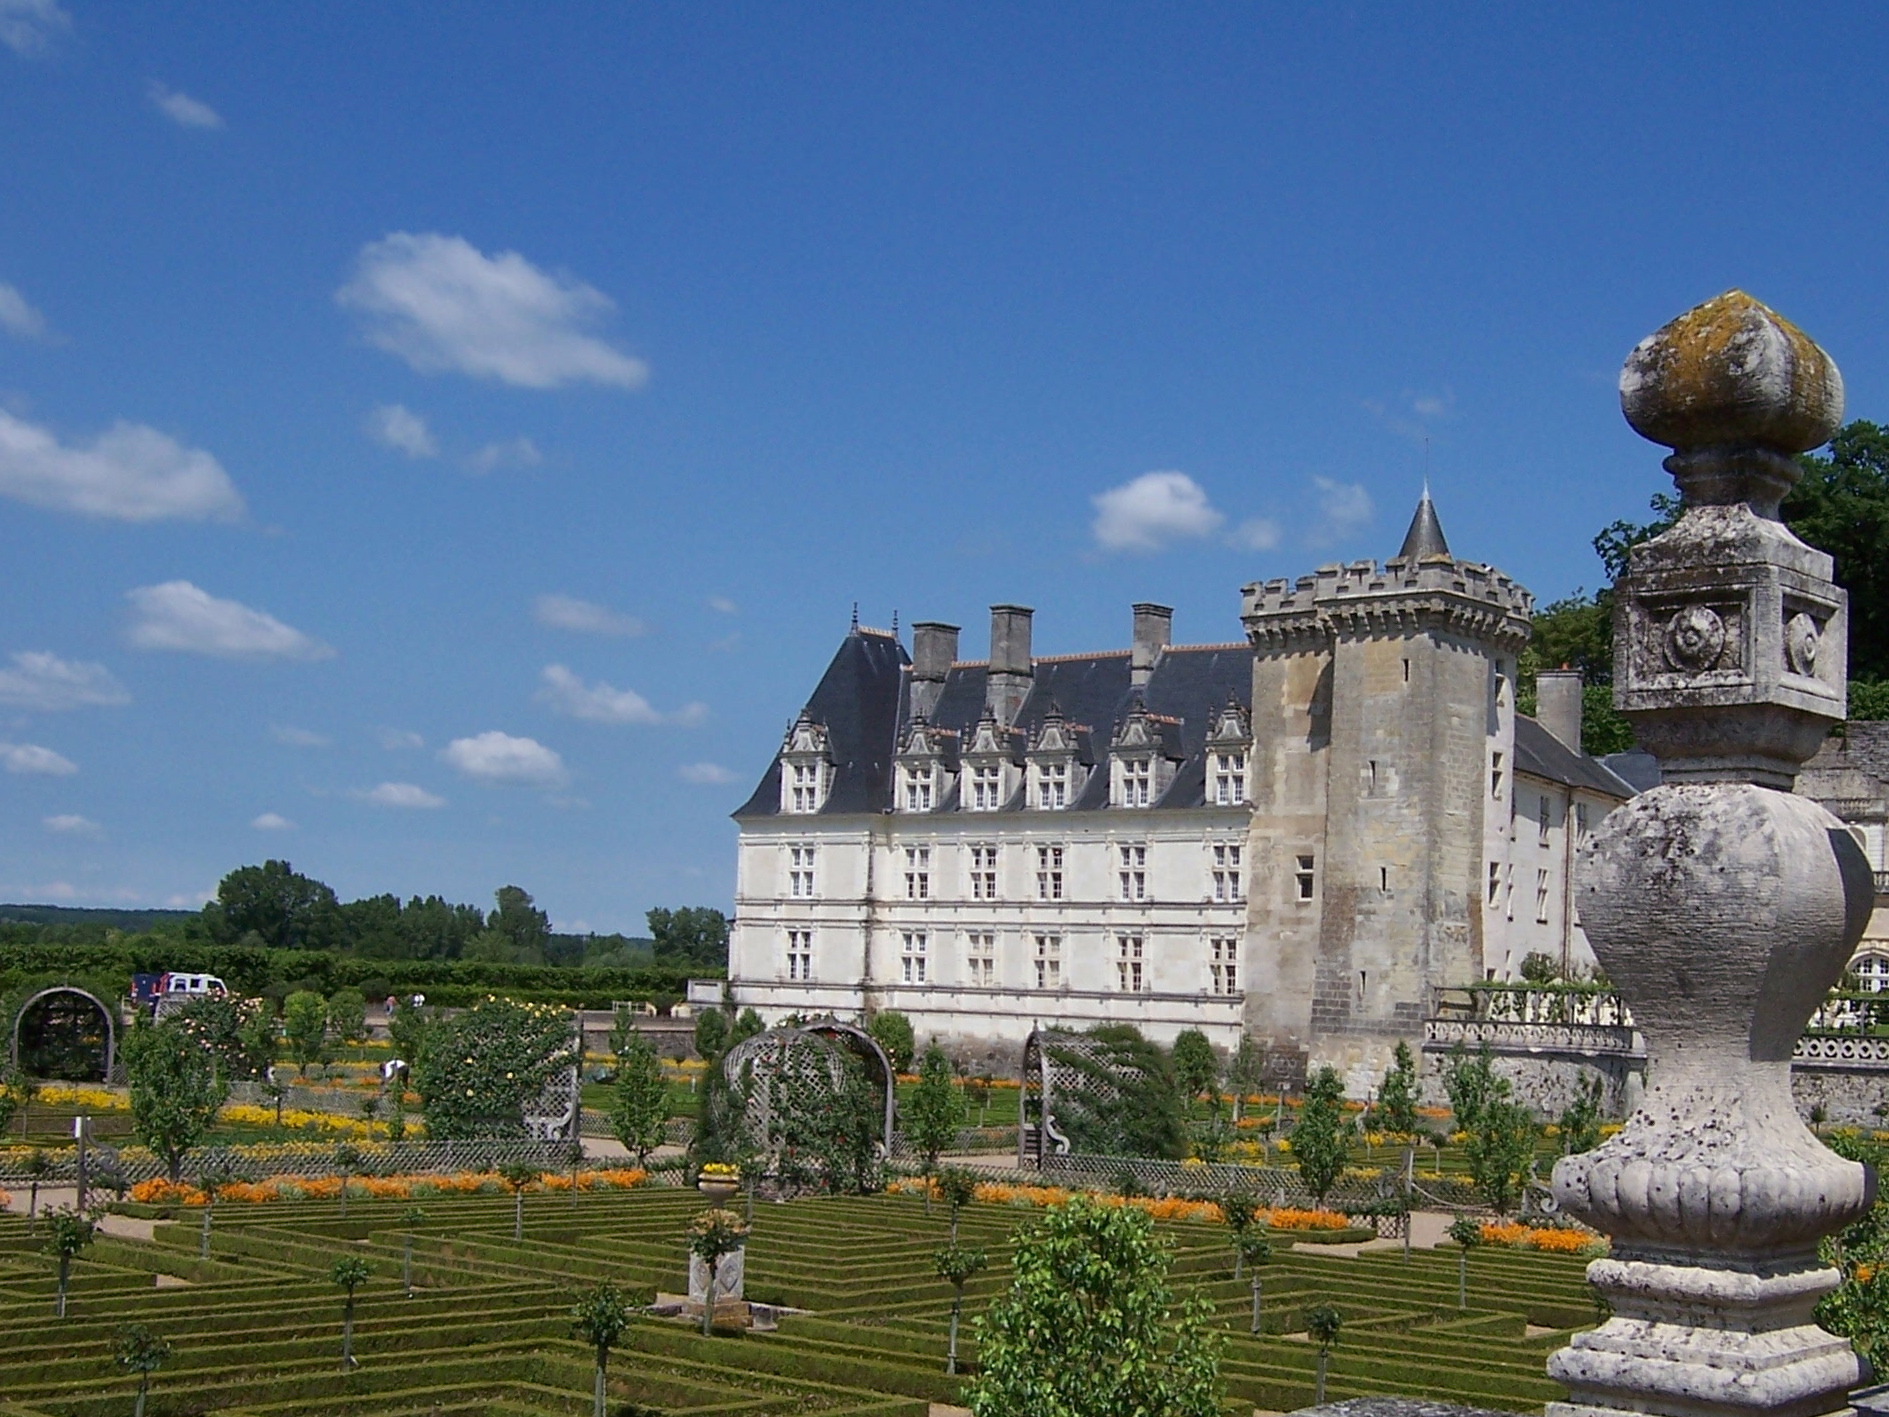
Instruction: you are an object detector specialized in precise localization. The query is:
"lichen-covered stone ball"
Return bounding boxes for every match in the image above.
[1619,289,1843,453]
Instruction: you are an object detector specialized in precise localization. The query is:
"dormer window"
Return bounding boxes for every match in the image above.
[902,764,936,812]
[1036,761,1068,809]
[779,711,833,814]
[787,760,826,813]
[894,715,955,813]
[1120,758,1153,807]
[1212,751,1247,805]
[968,763,1003,811]
[1205,699,1252,808]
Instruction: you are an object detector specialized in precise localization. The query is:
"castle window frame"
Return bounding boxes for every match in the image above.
[1536,868,1551,924]
[969,843,998,900]
[1294,853,1316,902]
[789,844,816,899]
[1115,933,1145,992]
[1212,751,1247,806]
[900,930,928,984]
[1487,860,1501,905]
[1210,935,1239,995]
[1118,843,1148,902]
[1120,757,1153,808]
[786,929,813,981]
[1035,845,1065,901]
[901,764,935,812]
[1036,760,1069,809]
[1490,751,1505,799]
[1033,933,1062,989]
[968,762,1003,812]
[1539,794,1553,847]
[966,932,996,988]
[1212,843,1242,903]
[786,760,827,814]
[904,845,931,900]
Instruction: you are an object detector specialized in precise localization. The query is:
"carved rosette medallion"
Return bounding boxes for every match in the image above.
[1784,611,1821,675]
[1662,603,1726,673]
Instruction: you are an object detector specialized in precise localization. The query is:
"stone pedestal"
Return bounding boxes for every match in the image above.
[688,1246,744,1304]
[1546,292,1874,1417]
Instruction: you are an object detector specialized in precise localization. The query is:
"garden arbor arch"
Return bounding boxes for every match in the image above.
[10,985,117,1082]
[721,1019,896,1155]
[1018,1027,1157,1166]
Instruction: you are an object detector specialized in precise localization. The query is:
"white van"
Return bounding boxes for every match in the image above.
[159,972,228,997]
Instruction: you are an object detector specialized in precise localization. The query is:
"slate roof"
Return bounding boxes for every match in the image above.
[1513,715,1636,798]
[734,632,1252,818]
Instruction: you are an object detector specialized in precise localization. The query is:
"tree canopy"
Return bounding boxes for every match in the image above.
[647,906,730,970]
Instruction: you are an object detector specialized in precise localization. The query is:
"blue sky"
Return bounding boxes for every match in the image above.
[3,3,1887,929]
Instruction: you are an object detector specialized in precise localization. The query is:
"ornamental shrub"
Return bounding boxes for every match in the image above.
[412,996,578,1138]
[867,1010,915,1073]
[124,1016,229,1182]
[1292,1067,1350,1204]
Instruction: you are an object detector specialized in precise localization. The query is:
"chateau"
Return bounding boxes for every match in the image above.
[728,494,1638,1086]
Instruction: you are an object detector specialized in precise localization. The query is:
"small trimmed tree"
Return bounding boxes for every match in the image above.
[332,1256,371,1369]
[195,1161,238,1259]
[1558,1074,1605,1156]
[729,1007,765,1048]
[22,1148,52,1234]
[934,1243,988,1375]
[610,1031,669,1165]
[1306,1303,1343,1404]
[1171,1028,1219,1109]
[966,1194,1223,1417]
[333,1142,363,1218]
[283,990,330,1077]
[570,1279,633,1417]
[867,1010,916,1073]
[1241,1231,1273,1333]
[1374,1041,1421,1138]
[401,1205,425,1296]
[326,987,369,1045]
[1448,1214,1482,1310]
[112,1322,172,1417]
[1226,1035,1265,1124]
[1220,1186,1259,1278]
[1464,1096,1537,1215]
[688,1208,749,1336]
[693,1008,729,1062]
[412,997,578,1139]
[125,1018,229,1183]
[938,1167,979,1243]
[1292,1067,1350,1205]
[45,1207,96,1318]
[904,1043,966,1209]
[1442,1041,1499,1134]
[499,1161,538,1241]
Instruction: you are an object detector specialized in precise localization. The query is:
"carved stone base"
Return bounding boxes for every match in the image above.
[1547,1255,1859,1417]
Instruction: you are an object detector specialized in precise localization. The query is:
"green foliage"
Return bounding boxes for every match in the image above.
[937,1167,979,1239]
[1170,1028,1218,1102]
[867,1010,915,1073]
[1442,1042,1499,1133]
[202,860,341,951]
[0,1059,25,1134]
[693,1008,730,1062]
[1557,1075,1605,1156]
[609,1031,669,1165]
[1237,1229,1273,1271]
[730,1007,765,1048]
[800,1050,884,1194]
[111,1321,172,1376]
[570,1278,633,1359]
[1518,952,1560,984]
[1464,1096,1537,1215]
[1789,421,1889,680]
[933,1242,988,1288]
[411,996,578,1139]
[1292,1067,1350,1204]
[387,996,435,1070]
[967,1195,1223,1417]
[1816,1130,1889,1372]
[325,987,369,1044]
[281,990,329,1076]
[1305,1303,1343,1350]
[124,1017,229,1182]
[168,994,276,1081]
[1048,1025,1188,1161]
[1226,1034,1265,1120]
[686,1207,748,1264]
[903,1043,965,1175]
[486,886,551,961]
[1373,1041,1420,1137]
[647,906,730,970]
[1448,1214,1483,1249]
[43,1206,96,1260]
[689,1060,747,1171]
[1848,678,1889,722]
[331,1255,371,1291]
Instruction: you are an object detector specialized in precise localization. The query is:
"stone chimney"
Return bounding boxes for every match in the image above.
[1130,603,1172,687]
[985,605,1033,725]
[1535,669,1583,751]
[909,621,958,720]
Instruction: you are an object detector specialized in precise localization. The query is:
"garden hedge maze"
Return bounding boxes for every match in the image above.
[0,1187,1597,1415]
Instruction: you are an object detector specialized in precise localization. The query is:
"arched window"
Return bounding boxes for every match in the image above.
[1853,952,1889,994]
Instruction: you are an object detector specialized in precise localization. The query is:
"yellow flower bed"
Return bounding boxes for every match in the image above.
[36,1085,126,1111]
[128,1166,648,1207]
[1480,1219,1608,1256]
[219,1102,421,1140]
[888,1177,1353,1231]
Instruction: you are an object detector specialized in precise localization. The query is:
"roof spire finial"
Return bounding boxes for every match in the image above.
[851,601,859,632]
[1395,480,1450,563]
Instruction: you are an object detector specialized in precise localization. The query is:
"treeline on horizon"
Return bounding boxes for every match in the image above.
[0,859,730,1010]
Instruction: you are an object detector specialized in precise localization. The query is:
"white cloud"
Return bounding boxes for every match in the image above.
[537,664,705,727]
[1310,476,1375,543]
[678,762,737,785]
[337,232,648,390]
[270,724,329,748]
[377,727,424,750]
[250,811,295,830]
[0,0,71,57]
[0,410,245,522]
[0,283,48,340]
[707,596,738,615]
[464,436,541,475]
[365,403,437,459]
[44,813,99,835]
[127,581,334,661]
[147,81,223,130]
[441,730,568,787]
[0,651,130,711]
[1092,470,1225,553]
[533,593,646,638]
[2,741,75,774]
[356,781,446,809]
[1233,517,1281,551]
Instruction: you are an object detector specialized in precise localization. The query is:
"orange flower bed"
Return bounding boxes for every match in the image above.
[129,1166,648,1207]
[1480,1219,1607,1254]
[1267,1207,1351,1231]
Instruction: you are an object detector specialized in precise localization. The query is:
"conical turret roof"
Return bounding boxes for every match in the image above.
[1395,485,1451,562]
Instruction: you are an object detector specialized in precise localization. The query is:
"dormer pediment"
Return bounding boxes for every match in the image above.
[964,707,1024,763]
[784,710,832,759]
[1111,699,1181,758]
[1207,697,1252,746]
[897,715,958,764]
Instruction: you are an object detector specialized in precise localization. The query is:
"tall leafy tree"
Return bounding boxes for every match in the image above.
[647,906,730,969]
[202,860,341,950]
[904,1043,966,1203]
[1373,1041,1420,1138]
[326,988,369,1045]
[967,1195,1223,1417]
[693,1008,729,1062]
[1170,1028,1219,1106]
[610,1031,669,1165]
[1464,1096,1537,1215]
[282,991,329,1077]
[124,1018,229,1182]
[1786,421,1889,681]
[1292,1067,1350,1205]
[411,997,578,1138]
[1442,1042,1499,1134]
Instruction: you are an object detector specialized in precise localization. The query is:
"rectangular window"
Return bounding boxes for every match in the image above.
[1037,761,1068,809]
[1294,853,1316,902]
[1122,759,1152,807]
[966,932,996,988]
[1212,843,1243,902]
[901,930,928,983]
[1487,860,1501,905]
[1118,844,1148,902]
[902,766,934,812]
[790,762,823,813]
[1506,863,1515,921]
[786,929,813,981]
[1210,935,1239,995]
[1490,751,1504,799]
[904,845,931,900]
[969,763,1003,811]
[969,844,998,900]
[1575,801,1590,840]
[1212,751,1247,806]
[1033,933,1062,989]
[1035,845,1064,901]
[1115,934,1145,992]
[1536,868,1551,924]
[789,844,816,899]
[1539,794,1553,847]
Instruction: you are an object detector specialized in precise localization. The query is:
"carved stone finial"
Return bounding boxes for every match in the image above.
[1546,300,1872,1417]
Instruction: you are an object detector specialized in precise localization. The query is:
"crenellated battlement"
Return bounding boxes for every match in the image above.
[1239,553,1533,653]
